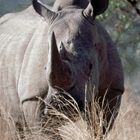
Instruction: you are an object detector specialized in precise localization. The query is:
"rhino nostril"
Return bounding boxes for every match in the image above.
[89,63,93,70]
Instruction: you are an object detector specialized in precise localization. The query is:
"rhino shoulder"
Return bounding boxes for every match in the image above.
[95,20,124,91]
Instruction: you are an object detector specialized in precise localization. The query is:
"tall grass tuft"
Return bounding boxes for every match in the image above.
[0,89,139,140]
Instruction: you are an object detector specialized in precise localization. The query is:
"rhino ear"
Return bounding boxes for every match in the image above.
[32,0,57,23]
[83,2,94,17]
[91,0,109,16]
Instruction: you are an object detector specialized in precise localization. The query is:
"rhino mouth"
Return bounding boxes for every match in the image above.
[44,84,86,117]
[43,88,80,117]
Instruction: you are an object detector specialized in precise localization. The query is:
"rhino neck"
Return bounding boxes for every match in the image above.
[53,0,89,11]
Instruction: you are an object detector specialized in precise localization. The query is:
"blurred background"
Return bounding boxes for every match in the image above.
[0,0,54,16]
[0,0,140,92]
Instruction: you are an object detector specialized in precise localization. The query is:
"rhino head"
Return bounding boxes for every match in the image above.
[32,0,107,112]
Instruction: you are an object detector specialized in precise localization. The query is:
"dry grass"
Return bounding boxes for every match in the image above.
[0,88,140,140]
[106,89,140,140]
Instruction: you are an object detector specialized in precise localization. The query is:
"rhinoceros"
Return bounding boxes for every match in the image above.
[0,0,124,133]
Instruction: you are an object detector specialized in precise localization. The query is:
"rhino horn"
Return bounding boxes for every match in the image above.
[32,0,57,23]
[83,2,94,17]
[47,32,72,90]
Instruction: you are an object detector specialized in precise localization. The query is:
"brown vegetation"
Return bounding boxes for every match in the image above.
[0,87,139,140]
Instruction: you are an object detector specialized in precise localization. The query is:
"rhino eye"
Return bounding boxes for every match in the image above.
[67,40,71,45]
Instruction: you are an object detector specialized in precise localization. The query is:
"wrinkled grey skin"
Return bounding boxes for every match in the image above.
[0,0,124,134]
